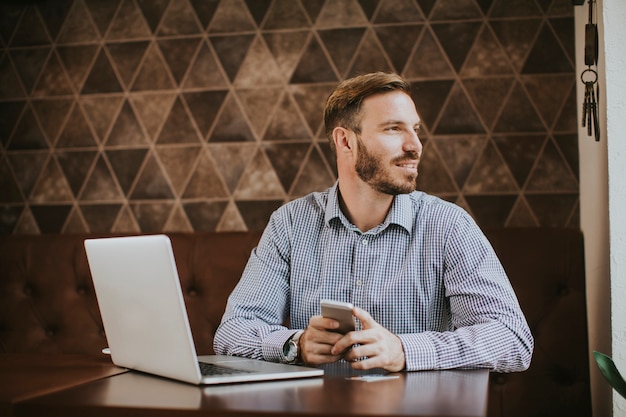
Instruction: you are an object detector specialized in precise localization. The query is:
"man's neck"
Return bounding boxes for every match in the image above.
[337,180,394,233]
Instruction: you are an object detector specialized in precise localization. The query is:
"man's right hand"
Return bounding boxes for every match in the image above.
[299,315,349,365]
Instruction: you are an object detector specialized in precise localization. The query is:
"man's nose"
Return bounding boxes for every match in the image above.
[404,131,423,153]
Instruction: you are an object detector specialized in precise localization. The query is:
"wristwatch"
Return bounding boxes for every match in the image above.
[283,330,303,364]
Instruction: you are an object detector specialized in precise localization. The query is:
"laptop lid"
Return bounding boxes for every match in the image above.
[84,234,323,385]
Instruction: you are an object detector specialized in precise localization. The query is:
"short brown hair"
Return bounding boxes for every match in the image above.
[323,72,411,150]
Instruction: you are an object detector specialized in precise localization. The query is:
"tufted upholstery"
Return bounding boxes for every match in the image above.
[0,229,590,417]
[0,232,262,355]
[484,228,591,417]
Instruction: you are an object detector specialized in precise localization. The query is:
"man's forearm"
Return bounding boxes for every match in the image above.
[214,317,295,362]
[399,322,533,372]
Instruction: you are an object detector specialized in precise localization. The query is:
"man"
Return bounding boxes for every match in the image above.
[214,72,533,373]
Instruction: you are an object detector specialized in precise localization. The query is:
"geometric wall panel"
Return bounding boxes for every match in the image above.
[0,0,579,234]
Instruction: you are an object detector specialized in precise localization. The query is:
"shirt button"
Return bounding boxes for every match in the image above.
[361,239,368,245]
[356,279,363,286]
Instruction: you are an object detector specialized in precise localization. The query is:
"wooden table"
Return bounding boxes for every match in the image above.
[0,353,126,417]
[7,357,489,417]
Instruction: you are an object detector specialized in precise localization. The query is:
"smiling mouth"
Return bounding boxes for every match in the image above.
[396,161,418,171]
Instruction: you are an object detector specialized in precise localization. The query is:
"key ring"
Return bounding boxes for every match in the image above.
[581,68,598,84]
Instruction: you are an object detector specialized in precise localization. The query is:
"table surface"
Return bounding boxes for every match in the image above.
[6,355,489,417]
[0,353,126,417]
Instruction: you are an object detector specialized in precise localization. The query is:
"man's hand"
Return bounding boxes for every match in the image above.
[331,307,406,372]
[299,315,346,365]
[300,307,406,372]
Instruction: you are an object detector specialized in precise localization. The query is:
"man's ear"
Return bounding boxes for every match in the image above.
[332,127,353,154]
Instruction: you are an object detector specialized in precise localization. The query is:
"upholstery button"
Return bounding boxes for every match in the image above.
[553,366,575,385]
[46,328,56,337]
[76,286,86,295]
[558,284,570,296]
[23,285,33,296]
[495,375,507,385]
[188,288,198,296]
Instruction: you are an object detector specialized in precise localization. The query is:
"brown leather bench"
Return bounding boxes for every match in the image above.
[0,228,591,417]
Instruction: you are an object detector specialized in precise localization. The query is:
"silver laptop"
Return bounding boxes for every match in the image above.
[84,234,323,385]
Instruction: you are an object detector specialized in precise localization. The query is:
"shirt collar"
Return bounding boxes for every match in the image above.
[324,181,414,234]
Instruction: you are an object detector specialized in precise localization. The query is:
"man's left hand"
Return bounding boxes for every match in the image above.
[331,307,406,372]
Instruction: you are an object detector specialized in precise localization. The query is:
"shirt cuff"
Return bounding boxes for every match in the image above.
[261,329,302,363]
[398,333,439,371]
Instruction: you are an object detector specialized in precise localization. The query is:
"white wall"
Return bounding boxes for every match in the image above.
[576,0,626,415]
[603,0,626,415]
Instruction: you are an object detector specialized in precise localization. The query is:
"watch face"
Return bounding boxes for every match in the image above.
[285,340,298,361]
[283,331,303,364]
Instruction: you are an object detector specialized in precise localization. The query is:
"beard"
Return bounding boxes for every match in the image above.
[355,136,419,195]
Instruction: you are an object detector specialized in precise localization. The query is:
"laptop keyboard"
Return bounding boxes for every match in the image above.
[198,361,253,376]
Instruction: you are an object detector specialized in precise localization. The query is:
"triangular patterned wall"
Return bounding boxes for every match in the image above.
[0,0,580,234]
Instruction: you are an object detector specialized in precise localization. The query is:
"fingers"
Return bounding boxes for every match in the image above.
[330,310,407,372]
[352,306,374,328]
[302,309,406,372]
[341,332,405,372]
[300,316,345,366]
[309,314,341,332]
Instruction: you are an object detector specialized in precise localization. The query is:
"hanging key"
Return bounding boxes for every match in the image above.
[585,82,596,136]
[580,1,600,141]
[581,81,589,128]
[591,82,600,141]
[581,69,600,141]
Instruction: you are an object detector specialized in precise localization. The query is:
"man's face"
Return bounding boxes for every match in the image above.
[353,91,423,195]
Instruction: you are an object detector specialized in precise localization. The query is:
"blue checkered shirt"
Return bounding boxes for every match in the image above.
[214,182,533,372]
